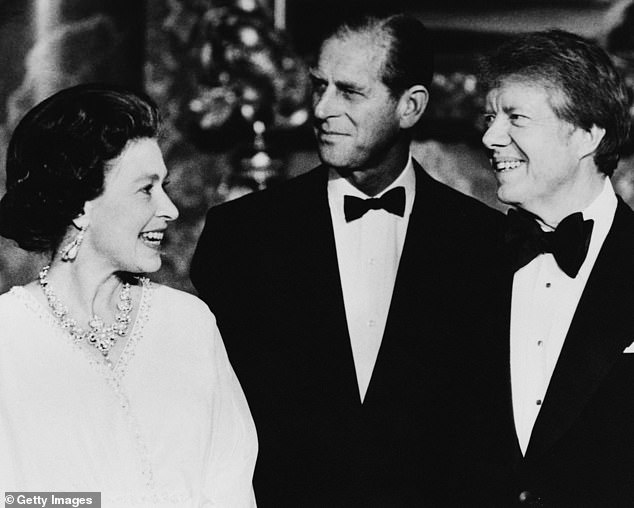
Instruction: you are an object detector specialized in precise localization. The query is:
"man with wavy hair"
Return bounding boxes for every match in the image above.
[478,29,634,506]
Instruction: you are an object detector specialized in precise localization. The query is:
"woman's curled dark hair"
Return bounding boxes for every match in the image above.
[0,83,160,253]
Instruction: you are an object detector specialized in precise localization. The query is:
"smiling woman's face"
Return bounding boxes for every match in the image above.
[79,137,179,274]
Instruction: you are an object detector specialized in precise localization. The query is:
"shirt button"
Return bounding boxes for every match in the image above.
[368,320,376,328]
[368,258,376,266]
[537,340,543,346]
[545,282,551,288]
[536,399,542,406]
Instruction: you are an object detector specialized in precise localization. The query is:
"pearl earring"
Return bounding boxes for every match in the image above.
[60,226,86,262]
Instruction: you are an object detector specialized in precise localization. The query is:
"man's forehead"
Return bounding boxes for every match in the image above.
[316,32,387,81]
[486,78,564,105]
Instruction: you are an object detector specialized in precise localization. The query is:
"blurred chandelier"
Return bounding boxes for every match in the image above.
[177,0,310,150]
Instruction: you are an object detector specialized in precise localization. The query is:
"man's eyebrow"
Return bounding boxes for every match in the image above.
[483,105,523,114]
[308,70,363,91]
[308,69,323,80]
[334,78,364,91]
[502,105,530,115]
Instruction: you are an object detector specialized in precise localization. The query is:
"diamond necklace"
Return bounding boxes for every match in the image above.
[38,265,133,358]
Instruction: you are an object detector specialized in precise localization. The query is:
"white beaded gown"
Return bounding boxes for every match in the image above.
[0,281,257,507]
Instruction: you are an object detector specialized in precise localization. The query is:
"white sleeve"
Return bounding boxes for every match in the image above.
[201,319,258,508]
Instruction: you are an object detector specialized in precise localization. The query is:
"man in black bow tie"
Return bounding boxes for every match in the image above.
[191,11,502,506]
[476,29,634,507]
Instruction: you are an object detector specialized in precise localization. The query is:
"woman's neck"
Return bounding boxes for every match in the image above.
[40,259,125,324]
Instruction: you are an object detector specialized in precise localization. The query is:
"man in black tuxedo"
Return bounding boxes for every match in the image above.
[476,30,634,507]
[191,13,502,507]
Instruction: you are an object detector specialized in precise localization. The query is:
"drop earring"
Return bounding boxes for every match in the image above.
[60,226,86,262]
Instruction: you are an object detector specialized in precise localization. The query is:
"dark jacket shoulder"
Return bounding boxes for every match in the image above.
[205,166,326,220]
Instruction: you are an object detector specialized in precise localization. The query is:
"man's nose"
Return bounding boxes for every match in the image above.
[482,117,511,149]
[313,85,338,120]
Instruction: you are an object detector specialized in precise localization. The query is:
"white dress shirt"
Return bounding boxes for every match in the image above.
[328,159,415,402]
[510,177,617,454]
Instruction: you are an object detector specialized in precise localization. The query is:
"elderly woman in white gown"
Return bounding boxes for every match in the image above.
[0,84,257,507]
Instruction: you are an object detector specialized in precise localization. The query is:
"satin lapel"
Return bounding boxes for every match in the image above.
[497,253,524,462]
[525,199,634,460]
[363,163,449,406]
[283,166,361,407]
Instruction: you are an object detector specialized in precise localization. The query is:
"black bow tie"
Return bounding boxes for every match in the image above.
[504,208,594,278]
[344,187,406,222]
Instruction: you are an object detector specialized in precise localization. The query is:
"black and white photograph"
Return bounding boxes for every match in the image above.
[1,0,634,506]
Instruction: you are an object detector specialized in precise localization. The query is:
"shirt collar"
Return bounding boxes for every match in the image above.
[581,176,617,224]
[532,177,616,232]
[327,156,416,215]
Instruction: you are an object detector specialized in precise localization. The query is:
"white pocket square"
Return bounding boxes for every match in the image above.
[624,343,634,353]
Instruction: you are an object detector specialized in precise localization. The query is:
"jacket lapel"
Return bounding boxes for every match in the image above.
[363,162,452,407]
[282,166,361,407]
[525,199,634,460]
[496,256,524,462]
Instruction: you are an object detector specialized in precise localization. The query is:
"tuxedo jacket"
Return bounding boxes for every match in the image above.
[473,197,634,507]
[191,161,503,507]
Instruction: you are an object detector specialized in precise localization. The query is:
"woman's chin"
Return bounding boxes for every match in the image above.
[122,256,163,276]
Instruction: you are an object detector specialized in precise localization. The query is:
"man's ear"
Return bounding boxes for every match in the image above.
[578,124,606,161]
[398,85,429,129]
